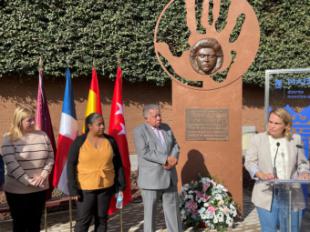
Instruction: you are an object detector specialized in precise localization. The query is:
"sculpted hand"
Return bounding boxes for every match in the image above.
[154,0,259,86]
[255,171,275,180]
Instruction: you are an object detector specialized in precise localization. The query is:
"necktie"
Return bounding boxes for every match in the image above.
[155,128,165,146]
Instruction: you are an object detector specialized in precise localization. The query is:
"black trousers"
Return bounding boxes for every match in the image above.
[5,190,47,232]
[75,187,113,232]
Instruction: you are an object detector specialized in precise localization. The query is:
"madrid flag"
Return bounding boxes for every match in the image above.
[108,66,132,214]
[53,68,78,194]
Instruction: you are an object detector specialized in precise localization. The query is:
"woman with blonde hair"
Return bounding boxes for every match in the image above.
[245,107,310,232]
[1,105,54,232]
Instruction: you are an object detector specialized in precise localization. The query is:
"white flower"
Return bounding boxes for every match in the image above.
[179,176,238,230]
[185,194,193,200]
[213,215,218,224]
[229,204,237,217]
[217,211,224,222]
[215,194,223,201]
[216,184,228,192]
[201,213,208,220]
[180,209,186,215]
[198,207,206,214]
[182,184,189,191]
[199,208,208,220]
[205,210,214,219]
[226,216,233,226]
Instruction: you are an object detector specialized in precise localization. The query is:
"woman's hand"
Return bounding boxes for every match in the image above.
[297,172,310,180]
[29,175,46,188]
[255,171,275,180]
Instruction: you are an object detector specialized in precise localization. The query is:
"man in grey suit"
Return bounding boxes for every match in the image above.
[134,104,183,232]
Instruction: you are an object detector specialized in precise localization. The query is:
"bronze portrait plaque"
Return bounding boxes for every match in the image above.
[189,38,223,75]
[186,109,229,141]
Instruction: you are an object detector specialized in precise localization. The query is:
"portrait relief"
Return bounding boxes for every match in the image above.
[190,38,223,75]
[154,0,260,90]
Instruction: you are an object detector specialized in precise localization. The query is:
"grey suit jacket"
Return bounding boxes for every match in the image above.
[134,123,180,190]
[244,132,310,210]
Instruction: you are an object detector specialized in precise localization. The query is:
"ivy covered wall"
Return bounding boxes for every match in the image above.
[0,0,309,86]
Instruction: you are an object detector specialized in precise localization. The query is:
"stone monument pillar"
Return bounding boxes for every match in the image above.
[154,0,260,212]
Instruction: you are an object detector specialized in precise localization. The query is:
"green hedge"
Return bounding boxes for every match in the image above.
[0,0,309,86]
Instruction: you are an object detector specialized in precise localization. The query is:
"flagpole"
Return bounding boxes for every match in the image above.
[120,209,123,232]
[39,56,44,70]
[69,198,73,232]
[44,207,48,232]
[117,54,121,67]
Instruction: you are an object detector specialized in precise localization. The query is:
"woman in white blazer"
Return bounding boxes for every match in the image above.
[245,107,310,232]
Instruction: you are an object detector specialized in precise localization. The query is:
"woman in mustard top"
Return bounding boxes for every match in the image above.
[67,113,125,232]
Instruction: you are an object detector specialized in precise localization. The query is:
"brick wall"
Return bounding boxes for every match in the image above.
[0,76,266,153]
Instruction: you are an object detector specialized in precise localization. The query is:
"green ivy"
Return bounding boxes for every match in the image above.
[0,0,309,86]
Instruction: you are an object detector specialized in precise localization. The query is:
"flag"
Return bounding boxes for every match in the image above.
[36,67,57,198]
[108,66,132,214]
[36,68,56,153]
[85,66,102,117]
[52,68,78,194]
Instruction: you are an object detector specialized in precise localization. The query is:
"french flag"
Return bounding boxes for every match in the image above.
[53,68,78,194]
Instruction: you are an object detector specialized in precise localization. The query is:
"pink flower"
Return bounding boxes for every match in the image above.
[196,191,204,198]
[207,206,216,213]
[222,206,230,214]
[203,182,210,192]
[185,200,198,213]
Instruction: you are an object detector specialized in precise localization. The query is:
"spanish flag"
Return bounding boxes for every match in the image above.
[84,67,103,130]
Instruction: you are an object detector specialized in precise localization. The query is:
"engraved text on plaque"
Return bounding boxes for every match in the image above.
[186,109,229,141]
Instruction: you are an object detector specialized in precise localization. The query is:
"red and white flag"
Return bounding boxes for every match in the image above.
[108,66,132,214]
[52,68,78,194]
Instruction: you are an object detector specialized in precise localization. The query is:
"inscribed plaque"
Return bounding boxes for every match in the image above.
[186,109,229,141]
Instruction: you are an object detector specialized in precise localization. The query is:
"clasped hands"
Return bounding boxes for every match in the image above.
[28,175,46,188]
[163,155,178,170]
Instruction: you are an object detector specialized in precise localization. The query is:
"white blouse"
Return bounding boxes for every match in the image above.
[269,136,289,179]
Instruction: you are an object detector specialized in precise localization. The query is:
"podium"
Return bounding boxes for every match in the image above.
[264,179,310,232]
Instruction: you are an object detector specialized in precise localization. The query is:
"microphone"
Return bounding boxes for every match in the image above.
[273,142,280,178]
[296,144,303,149]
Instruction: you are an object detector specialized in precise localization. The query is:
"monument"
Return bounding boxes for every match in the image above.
[154,0,260,211]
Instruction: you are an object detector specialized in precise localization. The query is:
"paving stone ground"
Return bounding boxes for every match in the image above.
[1,189,309,231]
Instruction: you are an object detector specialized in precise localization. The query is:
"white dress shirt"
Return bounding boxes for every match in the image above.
[151,126,166,146]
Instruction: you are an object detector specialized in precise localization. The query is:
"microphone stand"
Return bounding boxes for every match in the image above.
[273,142,280,179]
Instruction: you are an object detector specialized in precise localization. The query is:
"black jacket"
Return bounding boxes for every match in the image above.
[67,133,125,196]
